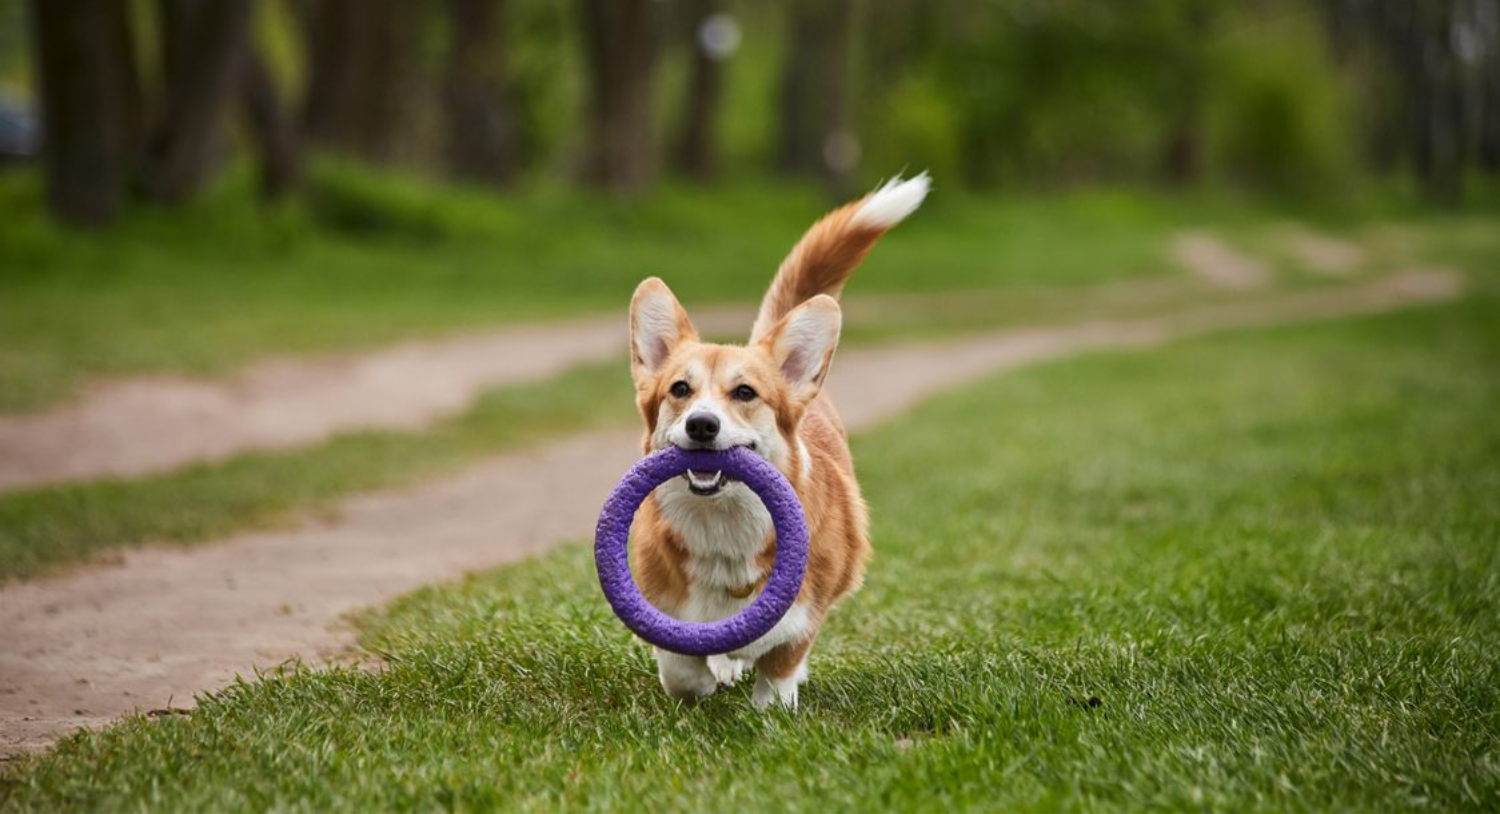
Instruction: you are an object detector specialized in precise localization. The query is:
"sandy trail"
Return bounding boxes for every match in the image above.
[0,307,751,492]
[1173,232,1271,289]
[0,269,1461,756]
[1281,226,1365,276]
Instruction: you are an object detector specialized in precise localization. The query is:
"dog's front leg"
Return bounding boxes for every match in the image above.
[752,637,812,710]
[655,649,718,701]
[706,654,748,686]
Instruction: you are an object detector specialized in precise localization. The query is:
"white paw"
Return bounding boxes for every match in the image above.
[657,652,717,701]
[707,655,747,687]
[751,674,800,711]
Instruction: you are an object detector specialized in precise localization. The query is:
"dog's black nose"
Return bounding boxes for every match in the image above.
[684,412,720,443]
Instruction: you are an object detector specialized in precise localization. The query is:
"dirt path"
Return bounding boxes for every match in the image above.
[0,269,1461,756]
[1173,232,1272,289]
[1280,225,1365,277]
[0,307,751,492]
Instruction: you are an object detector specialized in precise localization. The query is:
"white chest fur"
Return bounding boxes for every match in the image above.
[654,479,773,594]
[652,478,813,663]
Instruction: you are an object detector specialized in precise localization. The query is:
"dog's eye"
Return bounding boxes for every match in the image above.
[732,384,758,402]
[669,381,691,398]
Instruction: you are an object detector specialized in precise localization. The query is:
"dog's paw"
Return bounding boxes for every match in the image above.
[657,653,718,701]
[751,674,799,711]
[707,655,747,687]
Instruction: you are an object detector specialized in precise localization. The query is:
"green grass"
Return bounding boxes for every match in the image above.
[0,164,1255,414]
[5,288,1497,811]
[0,361,635,582]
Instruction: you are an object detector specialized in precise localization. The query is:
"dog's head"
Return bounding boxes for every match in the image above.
[628,277,840,497]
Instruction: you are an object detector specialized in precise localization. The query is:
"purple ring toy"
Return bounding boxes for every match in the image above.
[594,446,809,656]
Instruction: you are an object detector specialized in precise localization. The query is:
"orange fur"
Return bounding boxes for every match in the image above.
[625,178,925,707]
[749,201,886,343]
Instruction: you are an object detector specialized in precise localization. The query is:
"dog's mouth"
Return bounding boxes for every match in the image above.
[684,469,731,496]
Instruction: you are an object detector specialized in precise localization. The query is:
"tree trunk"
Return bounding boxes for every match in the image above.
[443,0,520,187]
[1160,3,1210,185]
[302,0,421,163]
[1407,1,1464,203]
[1482,56,1500,171]
[578,0,663,194]
[670,0,728,180]
[240,49,303,200]
[775,0,856,192]
[29,0,142,225]
[144,0,253,203]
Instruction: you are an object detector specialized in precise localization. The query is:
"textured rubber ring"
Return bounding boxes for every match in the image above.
[594,446,809,656]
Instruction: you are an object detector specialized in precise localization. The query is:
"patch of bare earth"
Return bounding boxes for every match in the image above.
[0,307,751,492]
[1172,231,1272,289]
[0,269,1462,756]
[1280,225,1366,277]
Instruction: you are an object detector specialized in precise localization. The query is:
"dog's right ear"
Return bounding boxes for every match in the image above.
[629,278,698,383]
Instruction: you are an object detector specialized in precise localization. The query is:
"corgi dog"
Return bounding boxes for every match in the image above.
[626,174,930,709]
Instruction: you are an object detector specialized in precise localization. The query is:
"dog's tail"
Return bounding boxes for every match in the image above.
[749,173,931,342]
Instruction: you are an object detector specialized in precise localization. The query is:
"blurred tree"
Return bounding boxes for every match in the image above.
[671,0,730,180]
[303,0,420,163]
[1160,1,1212,184]
[776,0,855,192]
[240,48,303,199]
[578,0,663,193]
[144,0,253,203]
[21,0,1498,220]
[855,0,967,184]
[28,0,143,224]
[1486,53,1500,171]
[1389,1,1463,201]
[444,0,520,187]
[1326,0,1500,202]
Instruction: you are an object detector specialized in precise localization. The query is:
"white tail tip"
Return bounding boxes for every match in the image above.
[850,172,931,229]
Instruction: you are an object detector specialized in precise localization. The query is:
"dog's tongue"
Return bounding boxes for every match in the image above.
[687,469,722,488]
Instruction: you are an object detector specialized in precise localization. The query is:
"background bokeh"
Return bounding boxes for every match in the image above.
[2,0,1498,223]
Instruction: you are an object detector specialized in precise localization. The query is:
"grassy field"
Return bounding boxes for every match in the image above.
[4,286,1496,811]
[0,163,1315,414]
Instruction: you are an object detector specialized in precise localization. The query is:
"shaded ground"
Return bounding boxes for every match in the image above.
[0,269,1460,757]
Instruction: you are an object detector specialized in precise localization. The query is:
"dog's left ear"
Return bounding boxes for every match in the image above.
[760,294,842,403]
[630,278,699,383]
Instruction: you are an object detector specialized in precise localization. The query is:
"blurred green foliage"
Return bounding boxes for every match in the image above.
[4,0,1493,204]
[856,0,1369,200]
[0,0,26,91]
[1205,12,1359,198]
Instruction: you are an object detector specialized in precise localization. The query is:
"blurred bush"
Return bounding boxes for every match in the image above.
[1205,11,1359,199]
[854,0,1374,202]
